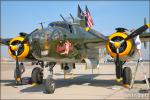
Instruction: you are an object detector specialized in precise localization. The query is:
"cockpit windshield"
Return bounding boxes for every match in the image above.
[30,27,52,40]
[48,21,71,31]
[30,26,68,47]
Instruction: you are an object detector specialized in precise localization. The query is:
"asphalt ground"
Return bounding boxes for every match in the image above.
[0,62,150,99]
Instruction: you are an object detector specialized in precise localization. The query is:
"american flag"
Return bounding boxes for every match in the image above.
[84,5,94,28]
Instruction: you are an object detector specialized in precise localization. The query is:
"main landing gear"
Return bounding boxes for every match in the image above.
[115,60,132,87]
[31,61,56,93]
[122,67,132,86]
[45,62,56,94]
[31,67,43,84]
[31,61,44,84]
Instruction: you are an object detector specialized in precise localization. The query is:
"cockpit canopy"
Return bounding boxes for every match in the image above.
[48,17,82,33]
[48,21,71,32]
[30,27,68,44]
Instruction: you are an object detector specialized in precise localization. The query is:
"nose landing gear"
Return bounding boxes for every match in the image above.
[45,62,56,94]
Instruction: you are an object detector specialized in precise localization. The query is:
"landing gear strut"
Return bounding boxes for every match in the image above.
[45,62,56,94]
[14,68,22,85]
[115,60,132,86]
[115,60,123,82]
[14,51,22,85]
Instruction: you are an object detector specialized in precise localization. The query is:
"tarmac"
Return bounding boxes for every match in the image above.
[0,61,150,99]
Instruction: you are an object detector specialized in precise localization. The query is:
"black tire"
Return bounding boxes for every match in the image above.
[122,67,132,85]
[45,75,55,94]
[31,67,43,84]
[73,63,76,69]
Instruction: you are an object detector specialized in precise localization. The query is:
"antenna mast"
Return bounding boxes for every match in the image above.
[39,22,44,29]
[70,13,74,22]
[60,14,67,22]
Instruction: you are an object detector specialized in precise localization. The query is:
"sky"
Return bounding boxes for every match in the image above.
[1,1,150,59]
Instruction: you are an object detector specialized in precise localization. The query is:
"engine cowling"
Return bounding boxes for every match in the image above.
[106,32,135,60]
[8,36,30,61]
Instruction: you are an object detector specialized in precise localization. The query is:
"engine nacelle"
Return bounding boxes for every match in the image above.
[106,32,135,60]
[8,36,30,61]
[82,58,99,69]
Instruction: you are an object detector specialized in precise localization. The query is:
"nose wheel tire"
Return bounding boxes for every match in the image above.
[45,75,55,94]
[122,67,132,86]
[31,67,43,84]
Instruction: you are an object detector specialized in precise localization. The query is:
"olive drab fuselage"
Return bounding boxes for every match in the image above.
[29,21,104,63]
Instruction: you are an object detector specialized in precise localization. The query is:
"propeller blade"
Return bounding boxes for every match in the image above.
[125,24,150,41]
[0,38,12,45]
[109,40,115,44]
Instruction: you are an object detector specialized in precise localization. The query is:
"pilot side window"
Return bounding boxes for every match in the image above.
[51,29,61,40]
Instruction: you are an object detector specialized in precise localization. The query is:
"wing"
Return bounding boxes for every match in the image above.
[140,32,150,42]
[83,29,108,48]
[0,32,31,46]
[140,32,150,49]
[0,38,12,45]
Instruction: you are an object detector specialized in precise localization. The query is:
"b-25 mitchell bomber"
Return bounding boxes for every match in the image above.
[1,5,150,93]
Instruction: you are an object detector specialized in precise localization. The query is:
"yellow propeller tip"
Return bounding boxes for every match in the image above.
[146,23,150,28]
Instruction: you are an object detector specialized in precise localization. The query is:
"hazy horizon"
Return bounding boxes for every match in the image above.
[1,41,149,61]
